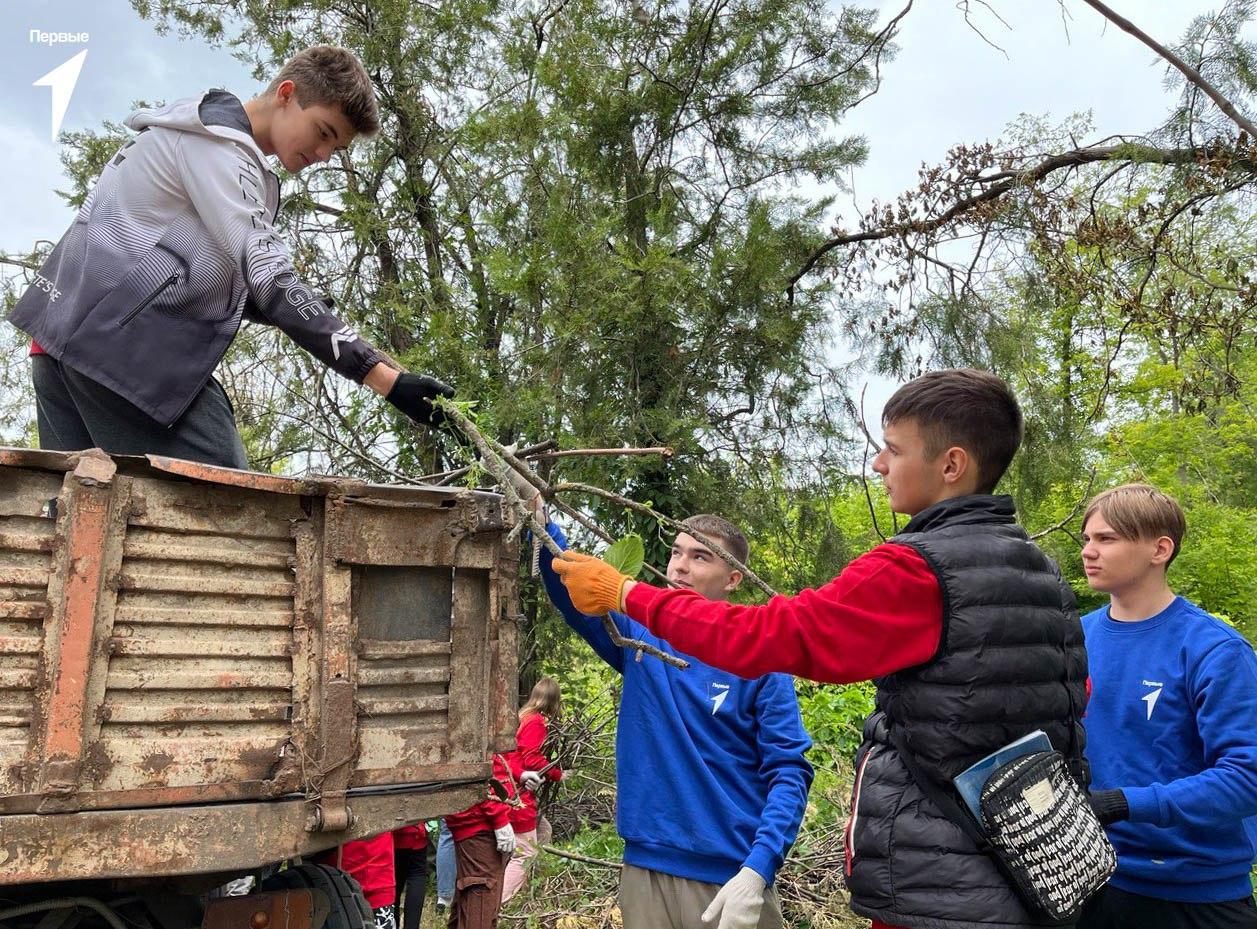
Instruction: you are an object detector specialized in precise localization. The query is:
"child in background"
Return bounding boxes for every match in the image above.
[502,677,567,904]
[443,754,518,929]
[393,822,430,929]
[316,833,397,928]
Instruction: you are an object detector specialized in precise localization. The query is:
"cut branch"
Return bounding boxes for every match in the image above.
[539,844,622,869]
[550,481,778,598]
[529,446,674,461]
[432,401,689,670]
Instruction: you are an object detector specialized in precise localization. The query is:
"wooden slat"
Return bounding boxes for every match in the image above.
[102,703,291,724]
[113,606,294,629]
[0,601,48,620]
[358,639,452,660]
[123,541,293,569]
[0,532,55,554]
[356,696,448,717]
[107,637,292,659]
[358,666,447,686]
[0,635,42,655]
[118,573,295,598]
[0,668,37,689]
[108,669,293,690]
[0,567,49,588]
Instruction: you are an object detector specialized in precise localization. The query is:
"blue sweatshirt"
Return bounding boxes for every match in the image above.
[1083,596,1257,902]
[539,522,813,886]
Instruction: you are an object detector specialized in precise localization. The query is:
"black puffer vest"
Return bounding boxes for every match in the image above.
[845,495,1088,929]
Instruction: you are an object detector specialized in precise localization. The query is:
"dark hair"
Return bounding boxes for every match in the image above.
[678,514,750,566]
[882,368,1023,493]
[268,45,380,136]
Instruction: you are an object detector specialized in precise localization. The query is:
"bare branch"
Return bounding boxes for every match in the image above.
[1078,0,1257,139]
[788,142,1251,298]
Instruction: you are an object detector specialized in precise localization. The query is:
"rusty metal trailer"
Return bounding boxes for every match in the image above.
[0,447,518,925]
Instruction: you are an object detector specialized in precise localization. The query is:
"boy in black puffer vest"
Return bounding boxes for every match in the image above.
[553,368,1088,929]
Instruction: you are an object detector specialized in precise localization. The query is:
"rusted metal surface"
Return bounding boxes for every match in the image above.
[490,542,522,754]
[32,453,121,804]
[0,784,482,884]
[0,466,62,798]
[0,446,516,886]
[202,889,316,929]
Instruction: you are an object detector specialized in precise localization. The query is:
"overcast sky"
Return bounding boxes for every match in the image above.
[0,0,1230,415]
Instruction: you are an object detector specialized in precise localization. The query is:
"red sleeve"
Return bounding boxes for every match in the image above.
[513,714,554,775]
[624,542,943,684]
[485,798,512,830]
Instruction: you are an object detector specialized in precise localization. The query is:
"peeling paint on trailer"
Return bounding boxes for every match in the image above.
[0,447,516,884]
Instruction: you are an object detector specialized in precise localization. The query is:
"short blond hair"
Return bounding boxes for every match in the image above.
[268,45,379,135]
[1082,483,1187,566]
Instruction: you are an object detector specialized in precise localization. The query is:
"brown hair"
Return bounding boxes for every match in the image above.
[1082,483,1187,567]
[519,677,562,723]
[678,514,750,567]
[882,368,1023,494]
[267,45,380,136]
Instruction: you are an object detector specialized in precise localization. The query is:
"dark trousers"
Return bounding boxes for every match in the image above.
[32,354,249,469]
[1079,885,1257,929]
[449,832,507,929]
[394,846,430,929]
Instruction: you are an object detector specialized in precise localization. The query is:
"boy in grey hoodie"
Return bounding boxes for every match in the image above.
[11,45,449,468]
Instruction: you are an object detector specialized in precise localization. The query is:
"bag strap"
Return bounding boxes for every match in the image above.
[1059,627,1089,785]
[888,725,992,851]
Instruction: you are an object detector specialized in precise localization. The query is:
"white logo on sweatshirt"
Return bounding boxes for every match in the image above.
[330,325,358,361]
[1141,680,1164,720]
[709,683,730,715]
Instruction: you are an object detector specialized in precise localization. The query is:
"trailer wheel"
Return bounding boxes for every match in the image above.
[259,864,373,929]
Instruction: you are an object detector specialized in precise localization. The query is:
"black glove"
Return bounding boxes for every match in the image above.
[1088,788,1129,826]
[386,373,455,428]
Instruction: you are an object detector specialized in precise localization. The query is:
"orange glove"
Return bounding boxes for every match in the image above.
[552,551,630,616]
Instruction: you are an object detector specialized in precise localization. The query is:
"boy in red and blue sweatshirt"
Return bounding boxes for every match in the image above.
[553,369,1089,929]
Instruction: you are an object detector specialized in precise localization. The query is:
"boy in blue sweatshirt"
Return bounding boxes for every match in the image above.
[514,480,812,929]
[1079,483,1257,929]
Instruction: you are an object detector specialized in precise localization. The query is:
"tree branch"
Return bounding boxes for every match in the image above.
[433,401,689,670]
[1077,0,1257,139]
[788,142,1251,298]
[550,481,778,598]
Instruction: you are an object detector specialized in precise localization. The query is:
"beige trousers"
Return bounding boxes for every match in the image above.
[618,864,784,929]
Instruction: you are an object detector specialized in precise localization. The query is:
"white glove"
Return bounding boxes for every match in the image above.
[702,867,766,929]
[494,824,516,855]
[520,770,544,791]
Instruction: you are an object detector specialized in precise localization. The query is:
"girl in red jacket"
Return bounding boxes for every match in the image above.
[503,678,567,904]
[444,752,518,929]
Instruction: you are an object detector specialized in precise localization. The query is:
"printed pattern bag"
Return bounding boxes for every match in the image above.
[980,750,1117,922]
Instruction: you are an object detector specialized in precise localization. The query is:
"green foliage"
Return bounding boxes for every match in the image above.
[601,534,645,579]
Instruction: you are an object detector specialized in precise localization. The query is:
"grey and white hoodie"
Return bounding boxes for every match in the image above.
[10,91,383,425]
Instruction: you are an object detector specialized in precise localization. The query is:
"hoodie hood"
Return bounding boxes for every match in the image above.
[126,93,270,171]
